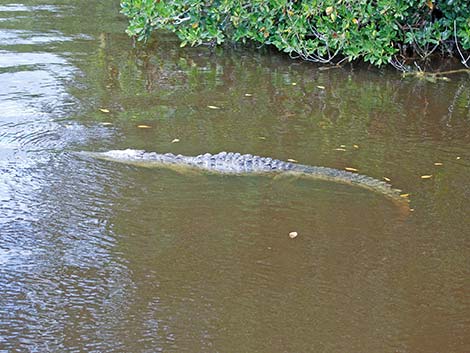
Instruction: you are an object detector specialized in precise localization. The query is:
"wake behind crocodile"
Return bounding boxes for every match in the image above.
[79,149,410,211]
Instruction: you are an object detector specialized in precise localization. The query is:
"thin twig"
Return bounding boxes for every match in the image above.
[390,56,408,72]
[454,20,470,68]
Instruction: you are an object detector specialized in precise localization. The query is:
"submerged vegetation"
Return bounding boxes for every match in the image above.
[120,0,470,71]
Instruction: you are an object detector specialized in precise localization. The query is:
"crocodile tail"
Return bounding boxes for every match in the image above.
[292,164,410,213]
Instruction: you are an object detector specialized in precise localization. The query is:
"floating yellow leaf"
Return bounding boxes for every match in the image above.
[282,112,295,118]
[434,162,443,166]
[289,231,298,239]
[400,193,410,198]
[345,167,358,172]
[353,144,359,149]
[456,156,461,160]
[340,144,346,148]
[101,122,112,126]
[207,105,220,109]
[99,108,110,113]
[291,82,297,86]
[421,175,432,179]
[334,148,346,151]
[317,85,326,89]
[287,158,298,163]
[244,93,253,97]
[137,124,151,129]
[171,138,180,143]
[383,177,391,182]
[258,136,266,140]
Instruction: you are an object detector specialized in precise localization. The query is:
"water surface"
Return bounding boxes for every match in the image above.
[0,1,469,352]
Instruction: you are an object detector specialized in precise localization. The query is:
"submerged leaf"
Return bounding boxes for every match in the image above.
[171,138,180,143]
[137,124,151,129]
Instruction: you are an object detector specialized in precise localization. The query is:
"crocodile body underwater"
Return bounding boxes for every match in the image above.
[79,149,409,210]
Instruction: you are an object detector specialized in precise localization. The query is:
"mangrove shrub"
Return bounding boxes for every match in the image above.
[120,0,470,69]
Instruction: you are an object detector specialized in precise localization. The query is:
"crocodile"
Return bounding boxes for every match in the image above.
[79,149,410,210]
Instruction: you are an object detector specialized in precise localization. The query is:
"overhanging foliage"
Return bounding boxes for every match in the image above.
[121,0,470,70]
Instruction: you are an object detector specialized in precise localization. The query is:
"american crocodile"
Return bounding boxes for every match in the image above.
[79,149,409,209]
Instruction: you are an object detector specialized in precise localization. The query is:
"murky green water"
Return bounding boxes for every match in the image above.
[1,1,469,352]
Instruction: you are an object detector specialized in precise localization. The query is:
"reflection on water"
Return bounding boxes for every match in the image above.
[0,0,469,352]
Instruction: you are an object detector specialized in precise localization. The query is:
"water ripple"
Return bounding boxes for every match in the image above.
[0,29,71,46]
